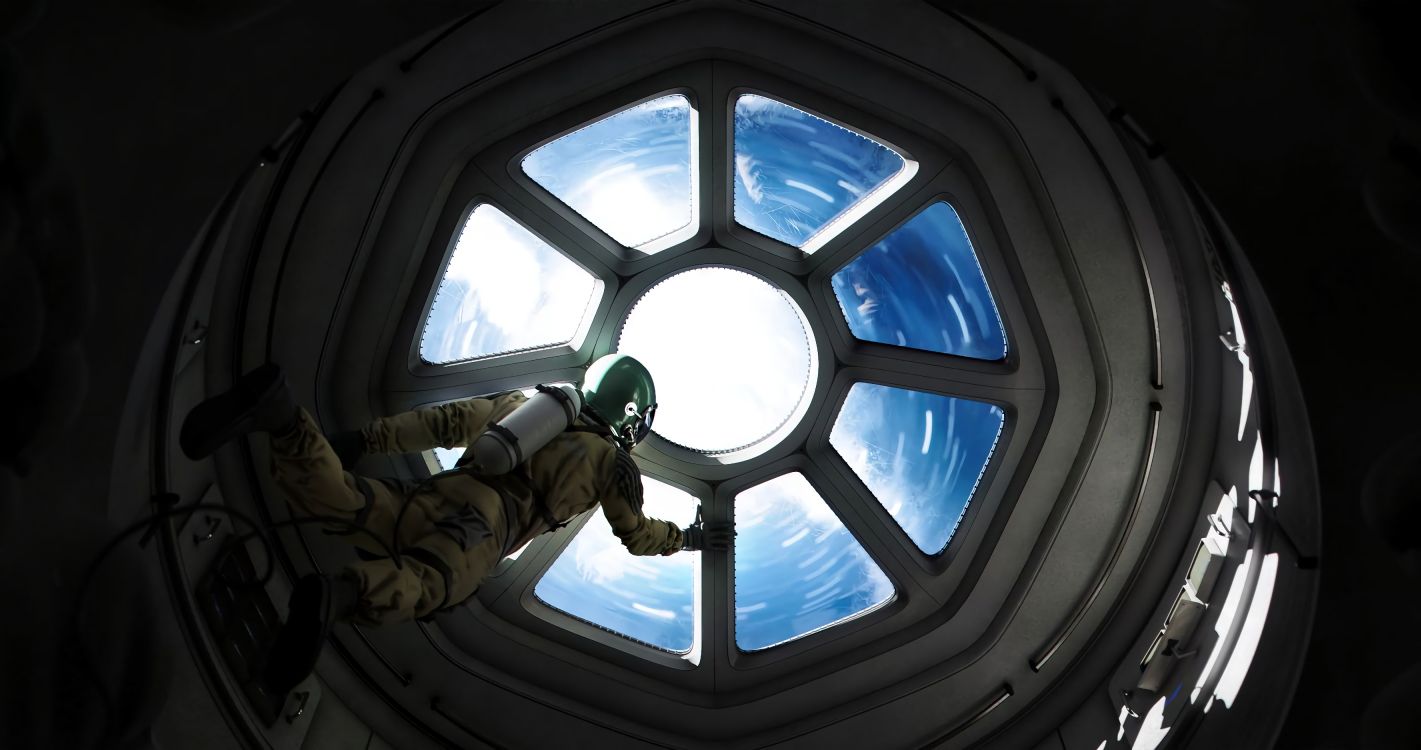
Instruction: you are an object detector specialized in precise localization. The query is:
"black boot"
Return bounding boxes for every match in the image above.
[179,363,297,460]
[261,573,360,694]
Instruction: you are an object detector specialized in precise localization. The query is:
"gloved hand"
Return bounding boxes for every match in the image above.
[681,505,734,552]
[325,429,365,470]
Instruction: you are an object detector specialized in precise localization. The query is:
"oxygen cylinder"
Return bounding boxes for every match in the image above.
[466,384,583,476]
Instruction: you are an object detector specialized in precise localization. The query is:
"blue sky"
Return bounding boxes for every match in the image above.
[420,205,600,364]
[733,472,894,651]
[831,201,1007,361]
[733,94,910,251]
[523,95,695,251]
[535,476,702,652]
[830,383,1004,554]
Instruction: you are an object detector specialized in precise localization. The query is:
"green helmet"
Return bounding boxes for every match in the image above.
[580,354,657,449]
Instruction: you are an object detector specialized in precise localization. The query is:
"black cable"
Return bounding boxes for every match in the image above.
[71,499,413,739]
[72,502,265,737]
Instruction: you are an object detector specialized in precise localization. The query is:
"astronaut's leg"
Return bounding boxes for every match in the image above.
[266,407,367,515]
[263,528,500,692]
[262,572,361,693]
[180,363,298,459]
[262,492,508,691]
[345,495,508,624]
[181,364,436,552]
[344,532,504,625]
[266,407,443,553]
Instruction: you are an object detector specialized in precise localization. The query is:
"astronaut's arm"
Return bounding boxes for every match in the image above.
[360,393,522,455]
[603,500,684,556]
[599,450,684,556]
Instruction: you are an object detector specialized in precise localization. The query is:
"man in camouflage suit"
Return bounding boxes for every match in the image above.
[180,354,731,691]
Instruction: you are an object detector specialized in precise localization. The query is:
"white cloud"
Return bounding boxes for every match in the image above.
[830,384,926,544]
[524,95,693,250]
[427,205,598,361]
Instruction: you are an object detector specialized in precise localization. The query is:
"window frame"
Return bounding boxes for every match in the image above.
[725,88,920,255]
[371,41,1057,700]
[512,85,707,257]
[826,198,1010,363]
[413,199,608,367]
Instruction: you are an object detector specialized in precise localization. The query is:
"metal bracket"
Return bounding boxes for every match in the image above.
[1120,689,1141,718]
[184,320,207,346]
[1219,331,1244,353]
[1248,489,1318,569]
[192,515,222,545]
[1207,512,1230,537]
[284,690,310,724]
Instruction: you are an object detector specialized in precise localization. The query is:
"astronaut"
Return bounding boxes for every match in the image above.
[179,353,732,692]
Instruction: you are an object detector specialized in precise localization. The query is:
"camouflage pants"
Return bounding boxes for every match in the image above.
[269,409,509,625]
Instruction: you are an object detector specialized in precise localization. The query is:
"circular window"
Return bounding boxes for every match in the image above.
[617,266,814,453]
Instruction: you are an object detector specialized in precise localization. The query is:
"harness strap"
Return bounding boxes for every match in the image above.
[535,383,576,416]
[484,422,523,465]
[403,546,455,613]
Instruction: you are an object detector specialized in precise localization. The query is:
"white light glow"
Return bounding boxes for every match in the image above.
[522,95,697,252]
[1211,552,1279,710]
[1223,282,1253,442]
[618,267,812,452]
[733,472,895,650]
[1132,694,1171,749]
[421,205,600,363]
[1212,491,1234,534]
[433,446,464,471]
[572,170,681,247]
[921,409,934,454]
[533,475,699,651]
[1192,548,1252,705]
[833,397,922,534]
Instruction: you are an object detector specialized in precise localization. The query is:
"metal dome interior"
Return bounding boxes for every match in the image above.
[9,1,1345,748]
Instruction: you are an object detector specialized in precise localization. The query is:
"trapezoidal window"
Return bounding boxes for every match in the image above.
[829,383,1005,555]
[732,93,916,253]
[420,204,602,364]
[733,472,895,651]
[534,475,701,653]
[831,201,1007,360]
[522,94,698,253]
